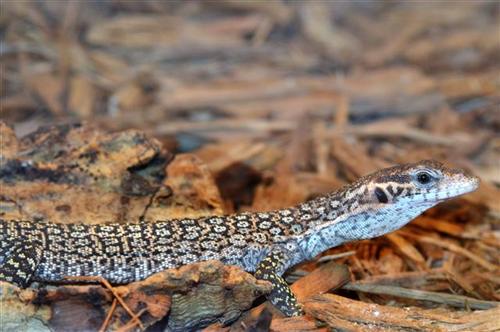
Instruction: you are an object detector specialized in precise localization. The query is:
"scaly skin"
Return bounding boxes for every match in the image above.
[0,160,479,316]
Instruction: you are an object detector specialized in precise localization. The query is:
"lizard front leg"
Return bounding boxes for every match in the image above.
[254,249,303,317]
[0,241,43,287]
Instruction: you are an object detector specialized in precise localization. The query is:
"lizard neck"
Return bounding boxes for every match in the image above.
[292,188,438,260]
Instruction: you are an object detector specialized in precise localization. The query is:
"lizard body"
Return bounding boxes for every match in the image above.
[0,160,479,316]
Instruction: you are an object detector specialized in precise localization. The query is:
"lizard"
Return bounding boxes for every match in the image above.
[0,160,479,316]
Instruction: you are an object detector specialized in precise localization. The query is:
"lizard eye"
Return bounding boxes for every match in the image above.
[416,171,432,185]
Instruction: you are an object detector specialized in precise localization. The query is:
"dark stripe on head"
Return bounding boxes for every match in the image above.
[387,185,394,195]
[375,187,388,203]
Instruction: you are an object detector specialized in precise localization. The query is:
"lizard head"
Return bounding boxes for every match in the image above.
[366,160,479,207]
[296,160,479,253]
[331,160,480,239]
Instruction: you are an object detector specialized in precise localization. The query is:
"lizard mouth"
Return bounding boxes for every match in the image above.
[457,176,480,194]
[437,176,480,201]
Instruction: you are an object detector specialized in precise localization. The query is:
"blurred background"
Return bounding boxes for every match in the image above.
[1,2,499,330]
[1,1,498,212]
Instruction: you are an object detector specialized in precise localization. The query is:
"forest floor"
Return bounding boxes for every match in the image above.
[1,1,499,331]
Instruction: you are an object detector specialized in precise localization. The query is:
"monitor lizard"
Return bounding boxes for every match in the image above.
[0,160,479,316]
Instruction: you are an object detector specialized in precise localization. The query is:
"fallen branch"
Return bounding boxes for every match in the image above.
[305,293,500,331]
[342,282,498,310]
